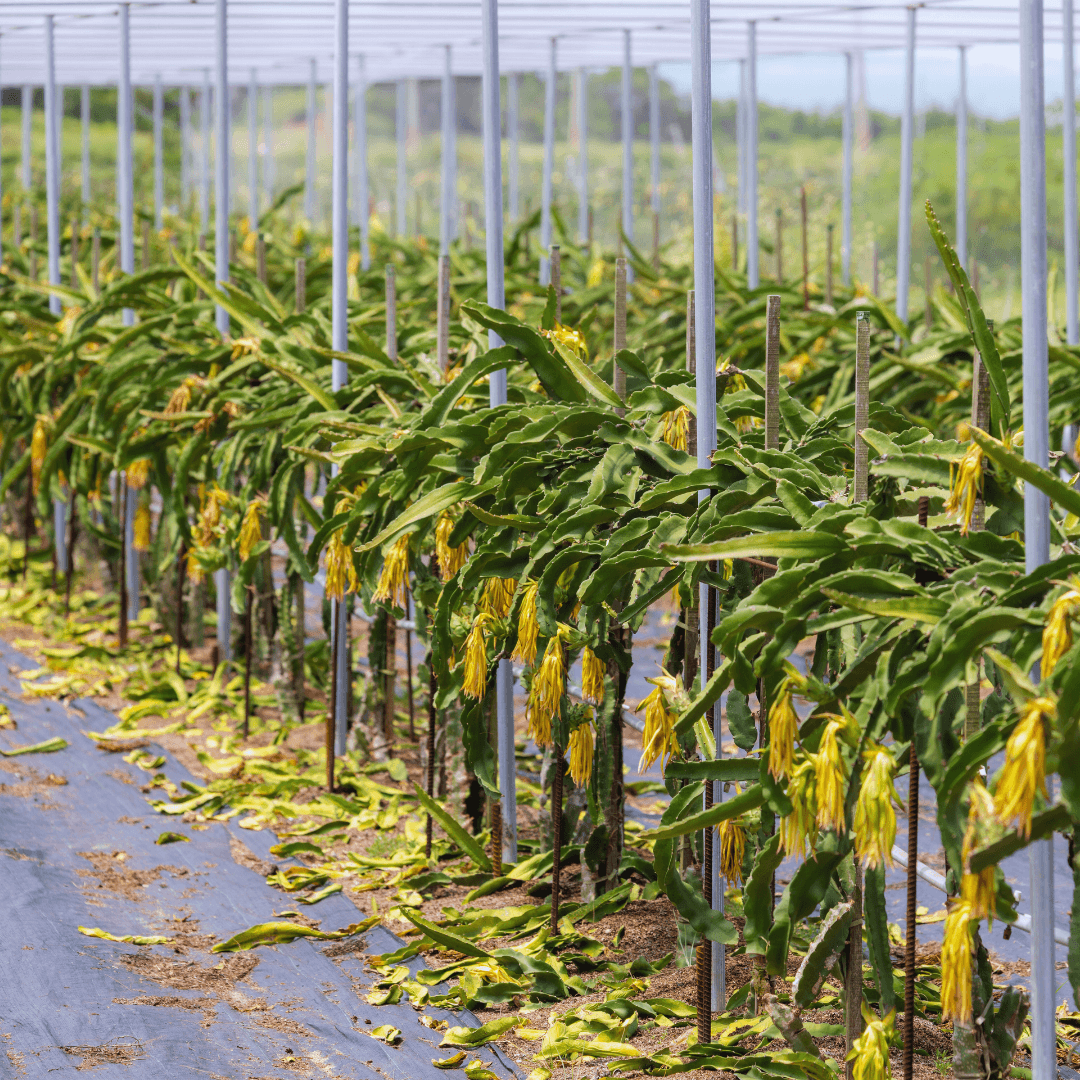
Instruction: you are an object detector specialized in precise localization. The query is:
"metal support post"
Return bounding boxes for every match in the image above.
[248,68,258,231]
[842,53,854,286]
[396,80,407,238]
[957,46,969,270]
[540,37,556,285]
[621,29,634,279]
[331,0,350,758]
[747,22,758,288]
[81,85,91,209]
[200,69,211,232]
[1064,7,1078,343]
[118,5,134,327]
[897,8,916,326]
[306,58,317,222]
[508,72,520,223]
[577,67,588,246]
[153,74,164,230]
[736,60,746,218]
[1019,5,1054,1080]
[440,45,456,257]
[692,0,721,1011]
[356,55,370,269]
[44,16,61,318]
[481,0,517,867]
[649,63,661,264]
[214,0,229,337]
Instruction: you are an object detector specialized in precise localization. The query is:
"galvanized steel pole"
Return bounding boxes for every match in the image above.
[957,46,968,269]
[897,8,916,325]
[481,0,517,867]
[356,54,370,269]
[248,68,258,231]
[396,80,407,238]
[214,0,229,338]
[746,22,758,288]
[44,16,60,318]
[842,53,853,286]
[1019,4,1055,1079]
[736,60,746,218]
[649,63,660,220]
[621,28,634,278]
[440,45,456,257]
[540,37,556,285]
[153,74,164,230]
[81,85,91,209]
[508,72,520,224]
[332,0,350,758]
[306,58,317,223]
[577,67,588,245]
[692,0,721,1010]
[1064,4,1078,343]
[200,68,211,232]
[263,85,274,206]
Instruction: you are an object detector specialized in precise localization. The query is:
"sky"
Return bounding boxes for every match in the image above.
[659,43,1073,120]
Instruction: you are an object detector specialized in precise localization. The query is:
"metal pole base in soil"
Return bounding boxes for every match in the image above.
[327,606,339,792]
[426,662,437,858]
[490,802,502,877]
[242,588,254,739]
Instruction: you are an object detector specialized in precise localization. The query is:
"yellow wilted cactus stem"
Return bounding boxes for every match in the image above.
[813,716,852,834]
[479,576,515,619]
[960,778,997,921]
[238,499,265,561]
[944,441,984,535]
[435,510,469,582]
[373,534,410,609]
[846,1003,896,1080]
[1042,577,1080,676]
[660,406,691,452]
[853,743,902,869]
[568,720,595,786]
[324,529,359,601]
[462,612,496,700]
[30,417,48,494]
[512,581,540,666]
[133,496,151,552]
[581,645,606,705]
[717,816,746,885]
[941,899,976,1024]
[993,696,1054,838]
[637,672,680,772]
[779,758,819,858]
[526,627,569,749]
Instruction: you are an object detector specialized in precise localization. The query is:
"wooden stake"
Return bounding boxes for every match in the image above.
[774,208,782,283]
[613,258,627,407]
[763,295,782,450]
[425,661,437,857]
[385,264,397,361]
[242,586,254,738]
[550,244,562,323]
[853,312,871,502]
[550,747,565,933]
[70,219,79,289]
[826,223,834,307]
[118,482,128,648]
[800,186,809,310]
[436,254,451,375]
[924,251,933,330]
[295,256,306,312]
